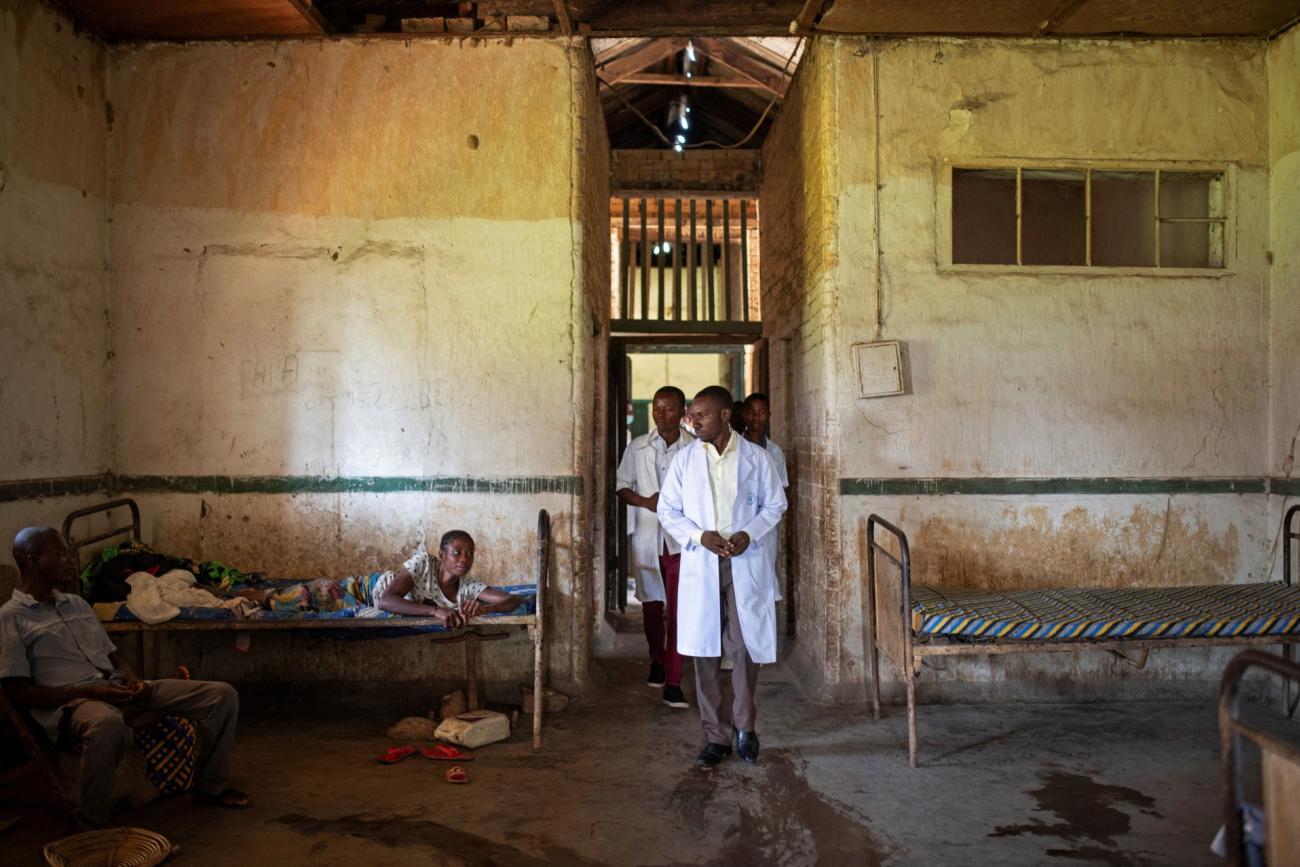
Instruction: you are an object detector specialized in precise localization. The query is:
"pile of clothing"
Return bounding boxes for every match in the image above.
[80,540,265,602]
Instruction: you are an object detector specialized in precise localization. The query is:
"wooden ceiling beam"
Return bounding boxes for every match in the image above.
[286,0,333,34]
[596,38,689,83]
[693,36,787,96]
[1035,0,1091,35]
[551,0,573,34]
[609,73,769,89]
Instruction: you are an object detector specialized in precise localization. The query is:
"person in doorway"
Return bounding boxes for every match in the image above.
[743,392,790,640]
[374,530,519,625]
[657,386,787,766]
[0,527,249,829]
[615,386,695,708]
[730,400,748,435]
[742,393,789,491]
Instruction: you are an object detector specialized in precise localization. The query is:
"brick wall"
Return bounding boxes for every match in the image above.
[611,148,760,193]
[758,39,850,701]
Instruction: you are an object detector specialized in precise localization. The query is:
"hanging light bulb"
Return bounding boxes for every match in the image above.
[686,41,696,62]
[673,143,683,152]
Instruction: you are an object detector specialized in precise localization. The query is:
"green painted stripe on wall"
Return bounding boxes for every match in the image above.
[1272,477,1300,496]
[0,474,109,503]
[839,477,1267,496]
[112,474,581,496]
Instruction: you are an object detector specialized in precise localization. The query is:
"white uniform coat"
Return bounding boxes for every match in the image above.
[615,429,695,603]
[657,435,788,664]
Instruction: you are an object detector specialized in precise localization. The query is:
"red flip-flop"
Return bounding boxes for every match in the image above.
[445,766,469,784]
[377,746,417,764]
[420,743,474,762]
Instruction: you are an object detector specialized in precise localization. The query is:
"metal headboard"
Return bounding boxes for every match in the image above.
[1285,504,1299,588]
[62,498,141,571]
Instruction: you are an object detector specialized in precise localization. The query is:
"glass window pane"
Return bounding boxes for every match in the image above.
[1021,170,1085,266]
[1091,171,1155,267]
[1159,171,1222,219]
[952,168,1017,265]
[1161,222,1222,268]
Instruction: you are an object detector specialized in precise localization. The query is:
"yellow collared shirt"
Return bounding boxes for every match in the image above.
[702,431,740,538]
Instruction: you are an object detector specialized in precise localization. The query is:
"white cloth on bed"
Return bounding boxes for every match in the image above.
[125,570,226,624]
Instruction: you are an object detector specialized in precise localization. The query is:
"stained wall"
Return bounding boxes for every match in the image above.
[0,0,111,547]
[764,35,1288,701]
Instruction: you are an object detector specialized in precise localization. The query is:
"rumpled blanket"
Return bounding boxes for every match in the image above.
[125,570,258,624]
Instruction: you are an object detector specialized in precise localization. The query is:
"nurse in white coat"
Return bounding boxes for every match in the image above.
[658,386,787,766]
[742,393,790,591]
[615,386,694,708]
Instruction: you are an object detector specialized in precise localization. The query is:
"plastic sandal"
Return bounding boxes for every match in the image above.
[420,744,474,762]
[378,746,417,764]
[446,766,469,784]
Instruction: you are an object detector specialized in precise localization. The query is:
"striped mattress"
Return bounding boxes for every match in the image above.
[910,582,1300,641]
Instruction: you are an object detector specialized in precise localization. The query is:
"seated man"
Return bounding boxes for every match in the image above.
[374,530,520,626]
[0,527,249,828]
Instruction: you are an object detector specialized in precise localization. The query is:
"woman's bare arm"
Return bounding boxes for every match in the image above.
[377,569,463,626]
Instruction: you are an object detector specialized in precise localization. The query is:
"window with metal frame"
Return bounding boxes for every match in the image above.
[950,165,1227,269]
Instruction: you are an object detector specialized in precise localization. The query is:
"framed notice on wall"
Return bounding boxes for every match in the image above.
[852,340,905,398]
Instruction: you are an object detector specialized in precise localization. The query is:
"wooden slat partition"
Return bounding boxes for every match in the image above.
[609,195,759,331]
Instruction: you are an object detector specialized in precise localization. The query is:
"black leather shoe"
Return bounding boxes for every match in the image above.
[696,742,732,766]
[737,731,760,763]
[646,663,666,688]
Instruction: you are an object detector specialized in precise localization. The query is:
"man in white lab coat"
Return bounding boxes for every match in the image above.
[658,386,787,766]
[615,386,695,708]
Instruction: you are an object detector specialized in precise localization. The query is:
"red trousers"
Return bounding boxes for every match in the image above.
[643,551,683,687]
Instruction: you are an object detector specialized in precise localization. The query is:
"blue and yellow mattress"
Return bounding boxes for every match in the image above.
[911,582,1300,641]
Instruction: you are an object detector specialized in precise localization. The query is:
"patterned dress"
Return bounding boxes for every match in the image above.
[370,543,487,610]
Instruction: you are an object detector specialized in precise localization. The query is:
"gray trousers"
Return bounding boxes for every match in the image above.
[693,558,759,746]
[63,679,240,826]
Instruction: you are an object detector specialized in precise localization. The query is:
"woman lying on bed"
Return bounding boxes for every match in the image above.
[372,530,521,627]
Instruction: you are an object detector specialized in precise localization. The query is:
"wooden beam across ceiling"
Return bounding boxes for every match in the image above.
[693,37,788,96]
[286,0,333,33]
[596,38,689,84]
[551,0,573,34]
[610,73,770,89]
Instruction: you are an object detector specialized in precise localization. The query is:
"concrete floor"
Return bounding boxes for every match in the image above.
[0,659,1260,866]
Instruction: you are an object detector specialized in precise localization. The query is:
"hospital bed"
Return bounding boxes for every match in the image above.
[61,499,551,749]
[866,506,1300,767]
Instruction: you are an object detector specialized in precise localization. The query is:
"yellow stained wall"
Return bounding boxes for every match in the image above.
[0,0,111,547]
[1270,27,1300,490]
[765,36,1284,701]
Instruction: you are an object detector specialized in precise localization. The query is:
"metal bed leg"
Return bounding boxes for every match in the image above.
[866,549,881,721]
[465,633,480,711]
[1285,643,1297,719]
[532,624,543,750]
[907,665,919,768]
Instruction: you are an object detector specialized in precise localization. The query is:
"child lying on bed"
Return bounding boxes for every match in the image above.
[372,531,521,627]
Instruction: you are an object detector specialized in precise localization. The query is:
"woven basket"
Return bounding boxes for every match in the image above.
[43,827,174,867]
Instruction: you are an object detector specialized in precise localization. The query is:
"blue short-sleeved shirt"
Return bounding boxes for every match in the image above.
[0,589,118,738]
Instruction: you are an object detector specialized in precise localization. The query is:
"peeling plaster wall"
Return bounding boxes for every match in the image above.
[104,38,600,691]
[760,39,850,698]
[1270,27,1300,496]
[0,0,111,547]
[571,41,610,675]
[768,35,1284,702]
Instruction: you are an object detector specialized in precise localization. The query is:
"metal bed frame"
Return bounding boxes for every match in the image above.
[1219,649,1300,867]
[866,504,1300,768]
[62,499,551,749]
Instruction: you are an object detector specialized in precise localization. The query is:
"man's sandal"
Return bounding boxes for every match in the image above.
[420,744,474,762]
[377,746,418,764]
[445,766,469,784]
[194,788,251,809]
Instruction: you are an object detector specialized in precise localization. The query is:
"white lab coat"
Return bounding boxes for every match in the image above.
[758,437,789,599]
[657,435,788,664]
[616,428,695,603]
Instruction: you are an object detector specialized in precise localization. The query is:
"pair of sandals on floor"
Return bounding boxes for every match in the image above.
[378,742,473,783]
